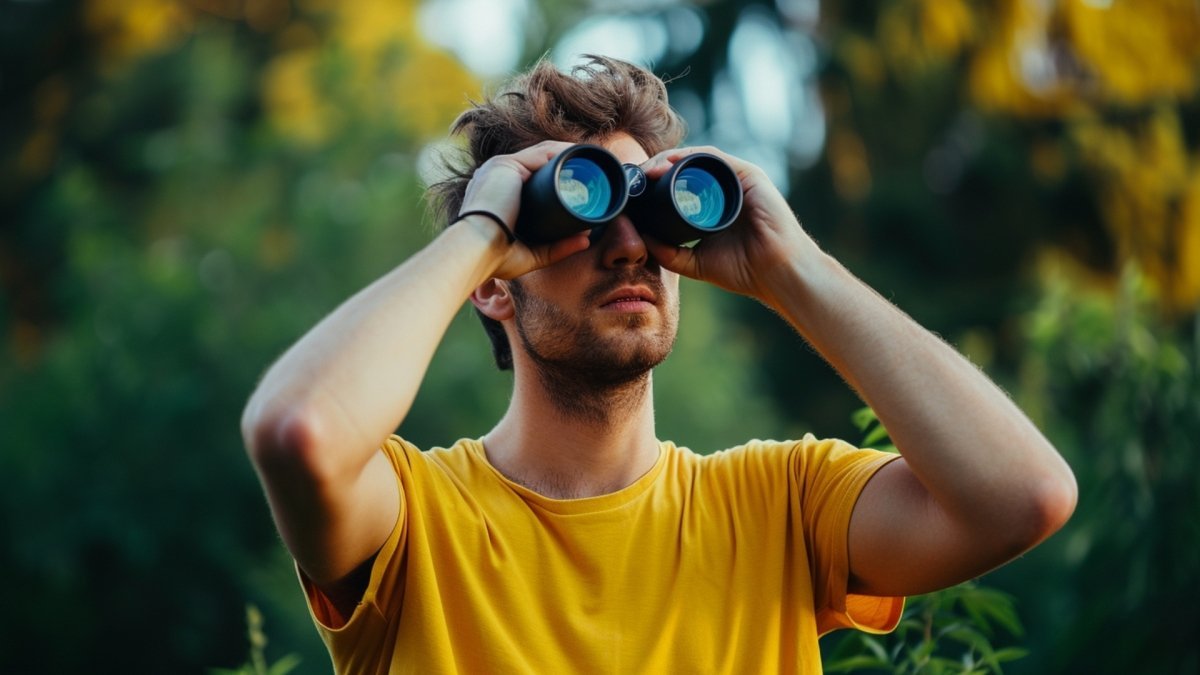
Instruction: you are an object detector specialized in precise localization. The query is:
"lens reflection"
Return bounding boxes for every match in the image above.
[673,167,726,229]
[558,158,613,220]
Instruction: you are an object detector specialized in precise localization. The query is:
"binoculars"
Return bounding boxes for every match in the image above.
[515,144,743,246]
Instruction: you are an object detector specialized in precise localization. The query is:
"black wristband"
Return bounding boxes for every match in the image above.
[455,209,516,244]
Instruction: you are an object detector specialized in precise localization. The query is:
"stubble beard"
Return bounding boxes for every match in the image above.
[510,274,678,426]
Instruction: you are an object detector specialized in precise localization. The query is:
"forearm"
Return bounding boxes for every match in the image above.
[762,250,1076,534]
[645,144,1074,588]
[242,218,507,473]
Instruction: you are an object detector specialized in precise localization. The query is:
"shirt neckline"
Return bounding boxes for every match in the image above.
[462,437,671,516]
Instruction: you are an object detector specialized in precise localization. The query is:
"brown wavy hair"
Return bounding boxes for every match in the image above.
[426,54,687,370]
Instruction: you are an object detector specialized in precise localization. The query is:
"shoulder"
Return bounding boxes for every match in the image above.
[379,436,484,483]
[682,435,895,487]
[661,438,802,496]
[691,436,812,472]
[718,434,887,467]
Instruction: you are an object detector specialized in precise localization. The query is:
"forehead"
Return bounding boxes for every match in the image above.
[595,132,650,165]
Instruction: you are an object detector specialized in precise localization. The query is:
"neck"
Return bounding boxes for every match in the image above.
[531,355,653,425]
[482,368,660,499]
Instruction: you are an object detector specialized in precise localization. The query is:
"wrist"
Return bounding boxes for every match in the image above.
[458,211,514,250]
[456,209,516,244]
[442,213,513,281]
[756,244,837,314]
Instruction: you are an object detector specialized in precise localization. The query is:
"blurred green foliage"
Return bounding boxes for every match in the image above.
[1001,265,1200,674]
[826,582,1028,675]
[1,1,1198,674]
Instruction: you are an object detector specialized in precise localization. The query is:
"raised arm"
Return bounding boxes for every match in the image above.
[644,147,1076,597]
[240,141,589,610]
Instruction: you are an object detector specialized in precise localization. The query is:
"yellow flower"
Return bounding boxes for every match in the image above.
[1062,0,1200,104]
[1072,108,1200,313]
[261,49,334,144]
[390,47,481,138]
[84,0,193,68]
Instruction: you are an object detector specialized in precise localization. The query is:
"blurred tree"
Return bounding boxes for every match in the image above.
[1,1,482,671]
[3,0,1198,672]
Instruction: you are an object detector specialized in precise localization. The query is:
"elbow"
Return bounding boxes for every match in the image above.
[241,399,335,484]
[1015,459,1078,550]
[1037,464,1078,538]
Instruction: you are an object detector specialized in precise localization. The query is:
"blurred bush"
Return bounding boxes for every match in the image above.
[1,1,482,671]
[1002,258,1199,673]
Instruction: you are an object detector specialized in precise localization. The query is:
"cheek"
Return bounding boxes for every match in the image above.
[526,254,591,289]
[513,273,579,319]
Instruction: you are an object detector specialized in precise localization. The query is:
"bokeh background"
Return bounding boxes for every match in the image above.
[2,0,1198,672]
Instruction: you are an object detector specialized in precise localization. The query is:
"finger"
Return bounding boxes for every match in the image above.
[523,231,591,272]
[640,148,684,179]
[508,140,577,173]
[641,145,752,180]
[463,141,576,215]
[644,235,700,279]
[544,231,591,263]
[661,145,735,164]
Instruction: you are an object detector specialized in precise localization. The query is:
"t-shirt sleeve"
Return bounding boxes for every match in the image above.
[791,433,905,635]
[297,435,413,638]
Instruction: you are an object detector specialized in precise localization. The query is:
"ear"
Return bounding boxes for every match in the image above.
[470,278,514,321]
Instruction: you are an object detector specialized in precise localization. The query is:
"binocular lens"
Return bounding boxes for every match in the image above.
[516,144,741,245]
[558,158,614,220]
[673,167,726,230]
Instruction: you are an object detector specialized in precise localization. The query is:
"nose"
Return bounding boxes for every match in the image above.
[596,215,649,268]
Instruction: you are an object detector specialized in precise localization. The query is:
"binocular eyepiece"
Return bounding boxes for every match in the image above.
[515,144,743,246]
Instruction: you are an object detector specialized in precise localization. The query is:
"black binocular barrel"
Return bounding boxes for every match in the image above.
[515,144,629,245]
[626,153,742,246]
[514,145,742,246]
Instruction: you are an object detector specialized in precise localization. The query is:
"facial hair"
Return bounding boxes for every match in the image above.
[509,269,678,425]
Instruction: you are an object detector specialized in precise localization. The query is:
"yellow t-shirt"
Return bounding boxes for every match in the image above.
[301,435,904,674]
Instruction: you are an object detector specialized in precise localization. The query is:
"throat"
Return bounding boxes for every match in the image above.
[532,363,651,427]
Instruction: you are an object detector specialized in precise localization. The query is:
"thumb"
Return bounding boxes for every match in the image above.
[645,236,700,279]
[532,232,592,268]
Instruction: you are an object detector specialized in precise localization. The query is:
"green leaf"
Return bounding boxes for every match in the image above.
[925,657,961,674]
[991,647,1029,663]
[907,638,937,664]
[852,406,879,432]
[863,423,892,447]
[961,587,1024,637]
[267,654,302,675]
[861,635,891,663]
[824,655,892,672]
[945,625,997,660]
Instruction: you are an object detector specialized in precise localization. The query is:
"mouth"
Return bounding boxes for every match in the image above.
[599,286,657,309]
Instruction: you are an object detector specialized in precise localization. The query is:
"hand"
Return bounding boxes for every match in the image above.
[639,146,821,305]
[458,140,591,280]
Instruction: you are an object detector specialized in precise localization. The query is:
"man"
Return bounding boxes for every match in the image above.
[241,56,1077,673]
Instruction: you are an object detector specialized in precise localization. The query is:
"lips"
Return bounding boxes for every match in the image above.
[599,286,657,307]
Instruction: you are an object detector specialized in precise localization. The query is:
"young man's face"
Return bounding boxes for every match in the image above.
[507,132,681,385]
